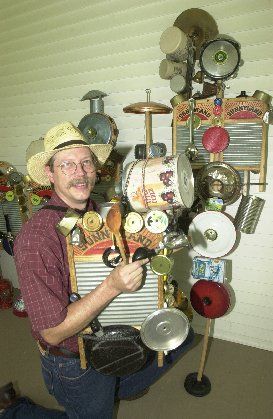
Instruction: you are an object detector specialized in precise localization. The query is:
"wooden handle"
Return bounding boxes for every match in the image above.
[115,232,127,264]
[66,236,88,369]
[157,274,164,367]
[197,318,212,382]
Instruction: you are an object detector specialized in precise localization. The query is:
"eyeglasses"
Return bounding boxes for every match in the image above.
[57,159,96,176]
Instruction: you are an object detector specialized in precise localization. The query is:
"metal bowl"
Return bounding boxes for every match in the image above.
[196,162,241,205]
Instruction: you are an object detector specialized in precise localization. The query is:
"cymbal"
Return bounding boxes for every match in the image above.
[174,8,218,58]
[123,101,172,114]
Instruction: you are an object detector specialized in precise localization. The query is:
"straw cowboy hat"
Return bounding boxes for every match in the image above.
[27,122,113,186]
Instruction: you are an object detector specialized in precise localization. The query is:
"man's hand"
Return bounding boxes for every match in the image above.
[106,258,149,294]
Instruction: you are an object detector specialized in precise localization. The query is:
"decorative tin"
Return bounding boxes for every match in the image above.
[123,212,144,234]
[82,211,103,232]
[192,256,227,283]
[123,154,194,213]
[144,210,169,234]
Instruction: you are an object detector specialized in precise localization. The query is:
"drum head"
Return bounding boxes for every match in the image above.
[190,279,230,318]
[188,211,236,258]
[78,113,118,146]
[140,308,189,351]
[196,162,241,205]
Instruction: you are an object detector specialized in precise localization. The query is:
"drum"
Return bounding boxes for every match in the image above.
[122,154,194,213]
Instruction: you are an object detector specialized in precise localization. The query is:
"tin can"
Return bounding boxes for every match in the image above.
[234,195,265,234]
[122,154,194,213]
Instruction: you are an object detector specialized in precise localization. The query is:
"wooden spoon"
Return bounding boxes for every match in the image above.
[106,203,127,264]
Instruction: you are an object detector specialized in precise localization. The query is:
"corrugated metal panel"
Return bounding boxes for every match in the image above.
[176,121,264,166]
[0,0,272,351]
[75,261,159,326]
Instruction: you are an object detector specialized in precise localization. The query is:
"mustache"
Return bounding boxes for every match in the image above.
[68,177,94,188]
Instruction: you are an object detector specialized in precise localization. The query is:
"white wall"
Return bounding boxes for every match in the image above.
[0,0,272,350]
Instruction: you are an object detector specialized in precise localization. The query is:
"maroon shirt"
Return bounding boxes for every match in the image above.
[14,192,95,352]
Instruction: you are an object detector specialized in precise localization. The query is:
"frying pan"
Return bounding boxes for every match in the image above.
[84,325,150,376]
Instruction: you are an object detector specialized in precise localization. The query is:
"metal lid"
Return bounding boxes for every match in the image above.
[82,211,103,232]
[150,254,173,275]
[144,210,169,234]
[123,101,172,114]
[124,212,144,233]
[188,211,236,258]
[170,74,187,93]
[140,308,190,351]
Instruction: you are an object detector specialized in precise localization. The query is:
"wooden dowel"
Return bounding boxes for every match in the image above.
[157,274,164,367]
[145,111,152,157]
[243,171,250,196]
[115,232,127,264]
[197,318,212,382]
[66,236,87,369]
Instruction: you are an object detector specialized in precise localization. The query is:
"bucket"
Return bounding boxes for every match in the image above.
[234,195,265,234]
[122,154,194,213]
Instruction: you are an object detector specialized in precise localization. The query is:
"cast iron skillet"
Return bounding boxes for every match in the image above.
[84,325,151,376]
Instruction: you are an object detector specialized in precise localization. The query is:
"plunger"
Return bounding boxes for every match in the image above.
[184,317,212,396]
[184,280,230,396]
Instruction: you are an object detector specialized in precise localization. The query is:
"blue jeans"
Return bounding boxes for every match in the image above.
[39,327,194,418]
[0,397,66,418]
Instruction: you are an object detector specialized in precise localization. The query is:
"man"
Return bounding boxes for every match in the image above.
[0,382,66,418]
[14,122,194,418]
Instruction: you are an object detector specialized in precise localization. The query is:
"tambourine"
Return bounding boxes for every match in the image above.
[190,279,230,319]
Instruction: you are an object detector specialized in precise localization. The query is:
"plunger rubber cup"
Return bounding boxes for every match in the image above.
[184,372,211,397]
